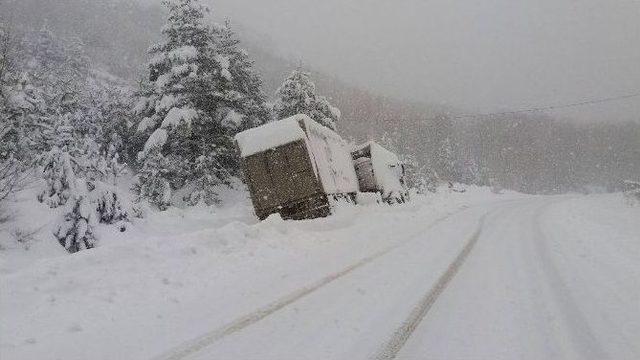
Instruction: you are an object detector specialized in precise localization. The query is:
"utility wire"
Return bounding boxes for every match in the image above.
[441,91,640,120]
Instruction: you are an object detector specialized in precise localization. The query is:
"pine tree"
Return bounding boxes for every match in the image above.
[435,137,457,182]
[313,95,341,131]
[37,116,97,252]
[38,115,79,208]
[54,187,97,253]
[134,148,172,210]
[15,27,131,252]
[16,27,91,159]
[216,21,271,130]
[134,0,251,208]
[39,116,129,252]
[0,25,29,202]
[273,70,340,130]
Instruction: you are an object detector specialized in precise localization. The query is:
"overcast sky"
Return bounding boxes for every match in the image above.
[168,0,640,122]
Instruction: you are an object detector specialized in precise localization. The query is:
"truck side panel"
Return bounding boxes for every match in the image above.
[243,140,324,219]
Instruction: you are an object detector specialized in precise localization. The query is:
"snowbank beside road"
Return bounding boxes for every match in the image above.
[1,186,518,360]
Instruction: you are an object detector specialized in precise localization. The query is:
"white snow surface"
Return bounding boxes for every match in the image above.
[235,114,307,157]
[215,54,232,81]
[2,189,639,360]
[396,194,640,360]
[168,46,198,62]
[156,95,179,113]
[161,107,197,129]
[222,110,244,128]
[143,128,168,153]
[136,117,156,133]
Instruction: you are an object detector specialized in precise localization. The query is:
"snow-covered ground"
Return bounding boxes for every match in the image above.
[396,194,640,360]
[2,189,639,360]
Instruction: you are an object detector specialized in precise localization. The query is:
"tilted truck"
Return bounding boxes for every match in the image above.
[235,114,358,220]
[352,141,409,203]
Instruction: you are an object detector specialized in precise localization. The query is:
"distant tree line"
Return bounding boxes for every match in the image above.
[371,111,639,194]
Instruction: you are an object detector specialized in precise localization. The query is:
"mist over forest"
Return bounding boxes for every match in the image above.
[2,0,638,194]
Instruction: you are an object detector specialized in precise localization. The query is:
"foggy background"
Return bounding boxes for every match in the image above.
[201,0,640,124]
[2,0,639,193]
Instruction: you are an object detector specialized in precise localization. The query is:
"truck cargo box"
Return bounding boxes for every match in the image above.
[352,142,409,203]
[235,114,358,220]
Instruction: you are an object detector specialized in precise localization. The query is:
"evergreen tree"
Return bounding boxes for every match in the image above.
[54,186,97,253]
[135,148,172,210]
[134,0,255,208]
[0,25,29,202]
[40,115,129,253]
[15,27,131,252]
[216,21,271,130]
[15,27,91,159]
[38,115,78,207]
[313,95,341,130]
[435,137,457,182]
[273,70,340,130]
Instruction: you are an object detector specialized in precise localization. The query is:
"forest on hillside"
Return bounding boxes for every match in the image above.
[4,0,638,196]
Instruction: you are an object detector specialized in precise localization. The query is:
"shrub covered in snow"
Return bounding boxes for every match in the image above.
[38,146,77,208]
[54,191,96,253]
[41,140,130,252]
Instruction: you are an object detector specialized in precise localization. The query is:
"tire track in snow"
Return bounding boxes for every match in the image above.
[532,202,609,359]
[374,214,487,360]
[151,206,471,360]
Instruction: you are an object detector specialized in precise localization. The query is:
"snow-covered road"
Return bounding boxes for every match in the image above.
[3,192,639,360]
[161,203,492,360]
[397,198,640,360]
[156,196,640,360]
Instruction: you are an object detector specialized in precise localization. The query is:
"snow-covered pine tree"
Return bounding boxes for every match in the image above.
[313,95,341,131]
[77,136,129,226]
[37,117,95,253]
[460,155,481,185]
[76,78,132,186]
[86,79,134,170]
[216,21,271,131]
[273,70,316,120]
[134,0,247,208]
[38,115,79,208]
[41,116,129,252]
[273,70,340,130]
[54,185,97,253]
[135,148,172,210]
[17,27,91,158]
[0,25,29,203]
[15,27,131,252]
[435,136,457,182]
[32,29,90,208]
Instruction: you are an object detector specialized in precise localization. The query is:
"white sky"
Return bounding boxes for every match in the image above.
[171,0,640,122]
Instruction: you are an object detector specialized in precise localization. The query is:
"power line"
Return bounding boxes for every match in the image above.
[445,91,640,120]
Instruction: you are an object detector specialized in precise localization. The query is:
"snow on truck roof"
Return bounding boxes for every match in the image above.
[354,141,401,164]
[235,114,344,157]
[235,115,307,157]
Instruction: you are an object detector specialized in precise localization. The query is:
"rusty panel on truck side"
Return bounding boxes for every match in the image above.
[243,140,323,218]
